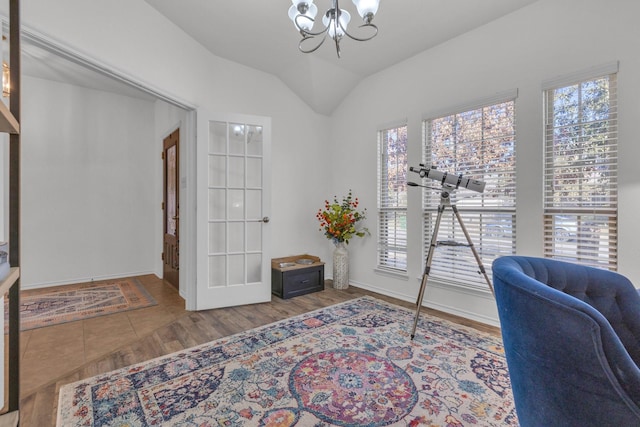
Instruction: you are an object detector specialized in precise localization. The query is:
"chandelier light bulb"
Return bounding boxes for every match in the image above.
[323,9,350,39]
[289,1,318,32]
[352,0,379,23]
[291,0,314,12]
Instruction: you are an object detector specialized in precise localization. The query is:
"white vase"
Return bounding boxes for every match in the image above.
[333,242,349,289]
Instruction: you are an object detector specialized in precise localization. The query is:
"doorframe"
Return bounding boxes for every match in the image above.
[180,111,197,310]
[21,25,200,310]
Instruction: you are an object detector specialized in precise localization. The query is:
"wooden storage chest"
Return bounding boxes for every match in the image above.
[271,254,324,299]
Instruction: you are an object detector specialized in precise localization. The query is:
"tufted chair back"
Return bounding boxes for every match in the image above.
[492,256,640,426]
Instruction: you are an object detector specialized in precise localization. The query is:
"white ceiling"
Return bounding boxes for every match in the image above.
[21,0,540,114]
[143,0,539,115]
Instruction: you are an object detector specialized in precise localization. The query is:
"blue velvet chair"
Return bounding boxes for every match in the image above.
[492,256,640,426]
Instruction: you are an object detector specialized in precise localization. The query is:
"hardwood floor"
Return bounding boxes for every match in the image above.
[17,276,499,427]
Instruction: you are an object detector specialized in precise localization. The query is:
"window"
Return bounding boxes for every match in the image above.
[543,69,618,269]
[377,124,408,272]
[422,97,516,288]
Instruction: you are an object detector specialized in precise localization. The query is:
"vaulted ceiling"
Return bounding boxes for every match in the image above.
[21,1,540,115]
[143,0,539,115]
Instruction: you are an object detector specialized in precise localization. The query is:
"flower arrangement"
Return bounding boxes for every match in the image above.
[316,190,369,245]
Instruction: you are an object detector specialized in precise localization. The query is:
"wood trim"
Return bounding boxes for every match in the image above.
[0,268,19,296]
[0,102,18,134]
[7,0,20,414]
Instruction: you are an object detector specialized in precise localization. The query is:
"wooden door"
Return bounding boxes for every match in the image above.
[163,129,180,289]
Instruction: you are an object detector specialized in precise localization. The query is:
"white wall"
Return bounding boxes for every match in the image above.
[20,76,158,287]
[329,0,640,325]
[17,0,640,325]
[14,1,332,288]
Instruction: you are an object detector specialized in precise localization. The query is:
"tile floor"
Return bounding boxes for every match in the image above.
[18,275,185,396]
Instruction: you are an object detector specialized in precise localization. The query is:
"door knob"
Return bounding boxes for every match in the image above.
[262,216,270,223]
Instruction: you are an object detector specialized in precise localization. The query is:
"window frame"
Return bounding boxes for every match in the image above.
[542,63,619,270]
[421,92,517,289]
[376,122,408,274]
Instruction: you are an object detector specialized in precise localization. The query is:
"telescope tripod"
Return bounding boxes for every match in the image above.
[410,187,495,340]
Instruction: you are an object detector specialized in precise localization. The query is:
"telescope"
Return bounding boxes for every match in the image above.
[409,164,486,193]
[407,163,494,340]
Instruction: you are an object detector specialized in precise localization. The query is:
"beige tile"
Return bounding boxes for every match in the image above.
[83,315,137,361]
[21,347,85,395]
[23,324,84,366]
[18,276,188,400]
[23,333,84,361]
[82,312,132,338]
[26,321,84,345]
[146,287,183,305]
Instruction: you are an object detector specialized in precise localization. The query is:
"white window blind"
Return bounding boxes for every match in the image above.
[543,72,618,270]
[377,124,408,272]
[422,99,516,288]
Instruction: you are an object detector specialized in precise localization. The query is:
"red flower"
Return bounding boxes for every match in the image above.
[316,190,369,244]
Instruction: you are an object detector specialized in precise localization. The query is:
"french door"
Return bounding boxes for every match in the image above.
[196,111,271,310]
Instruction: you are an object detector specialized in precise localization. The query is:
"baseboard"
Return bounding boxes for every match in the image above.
[348,279,500,328]
[21,270,157,290]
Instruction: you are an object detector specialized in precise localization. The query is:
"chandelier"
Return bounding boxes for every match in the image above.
[288,0,381,58]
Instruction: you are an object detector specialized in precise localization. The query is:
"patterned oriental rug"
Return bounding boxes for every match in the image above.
[14,279,157,331]
[57,296,517,426]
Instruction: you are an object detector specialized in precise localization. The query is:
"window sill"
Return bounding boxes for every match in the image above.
[374,267,409,281]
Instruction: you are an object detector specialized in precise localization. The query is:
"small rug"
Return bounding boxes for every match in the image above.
[57,296,516,426]
[13,279,157,331]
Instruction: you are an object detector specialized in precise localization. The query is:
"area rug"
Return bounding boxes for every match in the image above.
[57,296,516,426]
[13,279,157,331]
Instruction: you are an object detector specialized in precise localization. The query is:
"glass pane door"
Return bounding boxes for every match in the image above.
[198,113,270,310]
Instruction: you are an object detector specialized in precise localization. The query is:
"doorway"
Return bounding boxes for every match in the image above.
[163,128,180,290]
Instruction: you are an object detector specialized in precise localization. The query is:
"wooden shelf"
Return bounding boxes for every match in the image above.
[0,411,18,427]
[0,102,18,135]
[0,268,19,297]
